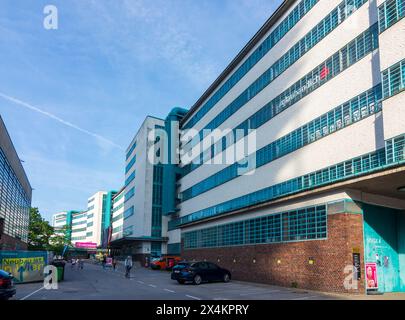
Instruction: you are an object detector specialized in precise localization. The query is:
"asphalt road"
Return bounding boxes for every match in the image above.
[13,261,340,300]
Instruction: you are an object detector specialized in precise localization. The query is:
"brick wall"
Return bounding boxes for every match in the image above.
[182,212,365,294]
[0,233,28,251]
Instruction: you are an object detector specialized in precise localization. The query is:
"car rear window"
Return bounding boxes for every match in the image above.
[176,263,190,268]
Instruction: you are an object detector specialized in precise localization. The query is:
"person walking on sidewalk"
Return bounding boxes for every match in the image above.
[102,255,107,270]
[112,257,117,272]
[124,256,133,278]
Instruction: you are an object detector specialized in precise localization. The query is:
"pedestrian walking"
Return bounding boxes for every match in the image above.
[78,259,84,270]
[124,256,133,278]
[71,258,76,269]
[112,257,117,272]
[102,255,107,270]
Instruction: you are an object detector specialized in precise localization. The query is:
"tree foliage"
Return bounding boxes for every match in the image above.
[28,207,71,254]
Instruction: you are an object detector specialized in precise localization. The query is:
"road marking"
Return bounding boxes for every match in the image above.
[20,286,45,300]
[186,294,202,300]
[138,281,144,284]
[164,289,175,293]
[149,284,157,288]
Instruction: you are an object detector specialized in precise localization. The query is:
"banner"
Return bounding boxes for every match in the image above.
[365,262,378,289]
[75,242,97,249]
[0,251,48,283]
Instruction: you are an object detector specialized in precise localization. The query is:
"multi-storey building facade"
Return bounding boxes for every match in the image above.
[111,187,125,244]
[52,191,116,247]
[110,116,168,263]
[163,0,405,294]
[0,116,32,250]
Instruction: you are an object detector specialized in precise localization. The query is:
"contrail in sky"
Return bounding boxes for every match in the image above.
[0,92,124,150]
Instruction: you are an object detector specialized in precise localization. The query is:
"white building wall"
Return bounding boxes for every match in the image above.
[123,116,165,254]
[84,191,107,246]
[379,17,405,141]
[179,2,383,218]
[183,1,377,163]
[111,189,125,241]
[182,0,341,132]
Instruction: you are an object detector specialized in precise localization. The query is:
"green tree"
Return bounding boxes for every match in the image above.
[28,208,71,254]
[49,225,72,254]
[28,207,54,251]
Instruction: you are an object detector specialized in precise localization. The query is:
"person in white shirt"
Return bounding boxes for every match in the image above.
[124,256,133,278]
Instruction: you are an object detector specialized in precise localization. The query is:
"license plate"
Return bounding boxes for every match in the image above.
[174,270,180,273]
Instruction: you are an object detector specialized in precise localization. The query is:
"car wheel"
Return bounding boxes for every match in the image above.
[223,273,230,283]
[177,280,185,284]
[193,274,202,285]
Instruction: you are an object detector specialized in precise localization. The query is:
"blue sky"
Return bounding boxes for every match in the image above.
[0,0,282,222]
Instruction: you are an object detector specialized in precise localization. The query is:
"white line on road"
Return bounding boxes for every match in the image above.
[138,281,145,284]
[186,294,202,300]
[164,289,175,293]
[149,284,157,288]
[20,286,45,300]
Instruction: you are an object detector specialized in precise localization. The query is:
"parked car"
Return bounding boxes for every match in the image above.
[0,270,16,300]
[151,256,182,270]
[171,261,231,285]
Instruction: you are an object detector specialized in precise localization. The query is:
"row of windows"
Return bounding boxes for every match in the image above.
[71,236,86,241]
[87,197,94,204]
[72,214,86,221]
[125,187,135,202]
[126,141,137,160]
[183,23,379,176]
[183,205,327,249]
[170,134,405,229]
[125,171,136,186]
[182,85,382,202]
[112,213,123,223]
[183,0,368,154]
[382,58,405,98]
[87,213,94,219]
[113,202,124,213]
[71,220,86,226]
[113,191,125,204]
[183,0,319,130]
[379,0,405,33]
[0,148,30,242]
[87,222,93,227]
[87,205,94,211]
[113,225,123,234]
[86,232,93,237]
[123,225,133,237]
[124,206,134,220]
[125,155,137,174]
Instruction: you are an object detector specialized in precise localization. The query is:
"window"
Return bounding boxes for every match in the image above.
[183,205,327,249]
[124,206,134,220]
[379,0,405,33]
[125,171,136,186]
[382,58,405,98]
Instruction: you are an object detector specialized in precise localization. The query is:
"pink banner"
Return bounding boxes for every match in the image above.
[75,242,97,249]
[365,263,378,289]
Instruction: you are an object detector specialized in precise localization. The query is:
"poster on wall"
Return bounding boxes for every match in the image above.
[365,262,378,289]
[0,251,48,283]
